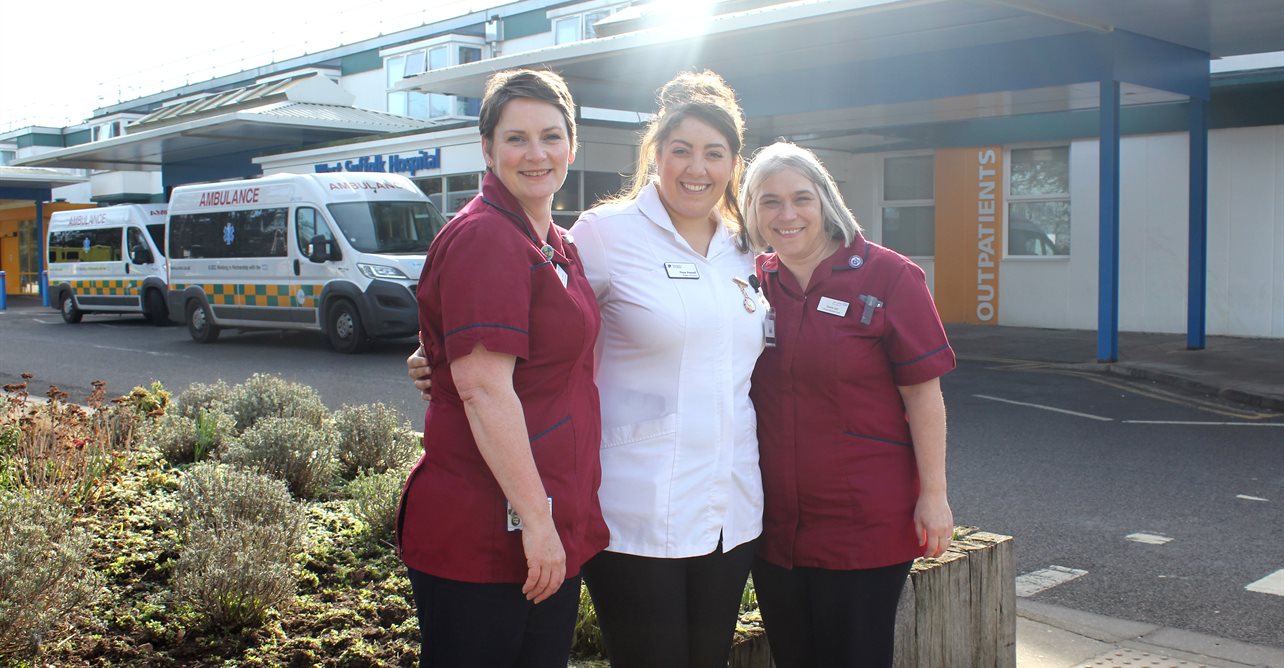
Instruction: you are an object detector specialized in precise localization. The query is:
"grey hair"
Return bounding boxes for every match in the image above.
[741,141,861,252]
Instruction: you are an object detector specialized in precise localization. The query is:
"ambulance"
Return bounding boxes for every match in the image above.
[165,173,446,353]
[46,204,170,324]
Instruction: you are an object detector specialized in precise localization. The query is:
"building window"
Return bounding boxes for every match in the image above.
[385,38,483,121]
[551,3,625,44]
[1007,146,1070,256]
[412,173,482,217]
[880,155,935,257]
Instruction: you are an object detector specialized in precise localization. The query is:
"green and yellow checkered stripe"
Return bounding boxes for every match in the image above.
[70,279,141,296]
[172,283,323,308]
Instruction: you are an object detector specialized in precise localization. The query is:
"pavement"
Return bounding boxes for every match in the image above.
[5,297,1283,665]
[947,323,1284,668]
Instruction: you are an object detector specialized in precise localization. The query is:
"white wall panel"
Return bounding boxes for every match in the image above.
[1118,133,1188,334]
[342,70,386,112]
[1208,126,1281,337]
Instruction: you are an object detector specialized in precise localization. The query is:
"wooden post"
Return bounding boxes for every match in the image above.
[732,531,1015,668]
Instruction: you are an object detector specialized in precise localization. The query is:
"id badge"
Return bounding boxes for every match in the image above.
[764,307,777,348]
[506,497,553,532]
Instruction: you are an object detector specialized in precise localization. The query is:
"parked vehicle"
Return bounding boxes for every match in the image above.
[165,173,446,353]
[46,204,170,324]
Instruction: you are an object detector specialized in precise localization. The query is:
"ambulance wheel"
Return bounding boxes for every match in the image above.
[145,290,169,326]
[327,299,368,354]
[59,292,83,324]
[186,300,220,343]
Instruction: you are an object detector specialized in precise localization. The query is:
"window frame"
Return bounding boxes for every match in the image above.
[878,151,936,259]
[1004,144,1071,259]
[382,36,486,121]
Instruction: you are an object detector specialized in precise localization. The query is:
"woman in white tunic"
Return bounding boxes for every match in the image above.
[570,70,765,668]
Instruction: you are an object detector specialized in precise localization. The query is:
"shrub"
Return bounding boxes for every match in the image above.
[146,414,198,464]
[224,417,339,499]
[0,488,103,660]
[172,462,307,630]
[333,403,420,479]
[175,462,306,544]
[0,380,130,508]
[147,410,234,465]
[174,380,233,421]
[222,374,329,434]
[345,469,406,539]
[172,523,299,630]
[572,582,606,658]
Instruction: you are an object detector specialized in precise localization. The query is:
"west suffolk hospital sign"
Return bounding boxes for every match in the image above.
[314,148,441,176]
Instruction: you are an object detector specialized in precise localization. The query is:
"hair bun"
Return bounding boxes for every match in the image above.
[657,70,739,116]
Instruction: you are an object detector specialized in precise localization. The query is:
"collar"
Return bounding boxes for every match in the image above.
[479,170,574,266]
[636,181,733,256]
[759,233,869,292]
[830,231,871,272]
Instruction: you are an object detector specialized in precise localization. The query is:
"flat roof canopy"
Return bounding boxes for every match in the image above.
[0,166,87,191]
[399,0,1282,144]
[16,102,434,173]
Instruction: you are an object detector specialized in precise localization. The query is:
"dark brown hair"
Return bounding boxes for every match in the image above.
[606,70,748,247]
[477,69,577,147]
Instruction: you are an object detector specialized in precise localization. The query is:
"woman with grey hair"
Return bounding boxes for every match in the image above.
[742,141,956,668]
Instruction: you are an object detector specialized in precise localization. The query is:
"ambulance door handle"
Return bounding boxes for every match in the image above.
[293,259,300,276]
[125,263,131,274]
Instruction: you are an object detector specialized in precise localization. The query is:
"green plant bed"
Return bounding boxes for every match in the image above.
[15,375,997,667]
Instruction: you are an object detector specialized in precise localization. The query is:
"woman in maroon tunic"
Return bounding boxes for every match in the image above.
[742,141,956,668]
[397,69,608,668]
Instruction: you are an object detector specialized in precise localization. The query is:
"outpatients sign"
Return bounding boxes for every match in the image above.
[934,147,1005,325]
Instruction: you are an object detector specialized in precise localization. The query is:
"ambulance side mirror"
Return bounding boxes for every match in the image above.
[130,244,154,265]
[308,235,340,263]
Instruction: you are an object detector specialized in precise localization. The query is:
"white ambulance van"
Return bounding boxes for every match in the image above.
[46,204,170,324]
[165,173,446,353]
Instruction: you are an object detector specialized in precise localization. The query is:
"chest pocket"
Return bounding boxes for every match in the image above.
[819,292,892,387]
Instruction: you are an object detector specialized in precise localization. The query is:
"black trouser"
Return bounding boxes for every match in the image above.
[752,557,913,668]
[407,567,580,668]
[581,538,756,668]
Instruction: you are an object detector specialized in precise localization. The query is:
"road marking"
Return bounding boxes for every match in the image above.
[1016,565,1088,597]
[1121,420,1284,426]
[92,344,174,357]
[1246,569,1284,597]
[1125,532,1172,545]
[977,358,1279,420]
[973,394,1113,421]
[1237,494,1269,502]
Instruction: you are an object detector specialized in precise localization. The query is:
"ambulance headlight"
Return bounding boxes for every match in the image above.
[357,263,409,279]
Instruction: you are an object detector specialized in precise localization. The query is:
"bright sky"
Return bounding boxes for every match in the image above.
[0,0,509,134]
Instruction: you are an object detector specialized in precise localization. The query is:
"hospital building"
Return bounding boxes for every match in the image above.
[2,0,1282,360]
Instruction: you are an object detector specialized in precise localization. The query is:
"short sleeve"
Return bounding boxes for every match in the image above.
[883,262,956,386]
[434,223,532,362]
[569,214,610,302]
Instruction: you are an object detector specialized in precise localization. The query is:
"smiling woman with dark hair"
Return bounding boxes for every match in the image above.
[396,68,608,668]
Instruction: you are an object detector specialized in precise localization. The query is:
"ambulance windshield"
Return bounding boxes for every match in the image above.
[328,201,447,254]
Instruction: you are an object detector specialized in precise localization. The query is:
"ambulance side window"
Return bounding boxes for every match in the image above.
[295,207,334,256]
[127,227,151,264]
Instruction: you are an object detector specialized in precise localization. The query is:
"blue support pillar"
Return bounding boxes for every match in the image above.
[1187,98,1208,350]
[1097,80,1121,363]
[35,199,46,306]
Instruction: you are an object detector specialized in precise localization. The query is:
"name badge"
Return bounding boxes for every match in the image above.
[817,296,850,317]
[507,497,553,532]
[664,262,700,279]
[554,265,569,288]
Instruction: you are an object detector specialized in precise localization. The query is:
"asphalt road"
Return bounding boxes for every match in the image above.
[3,304,1283,648]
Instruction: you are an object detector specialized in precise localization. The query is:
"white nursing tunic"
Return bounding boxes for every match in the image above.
[572,183,765,559]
